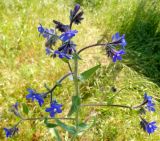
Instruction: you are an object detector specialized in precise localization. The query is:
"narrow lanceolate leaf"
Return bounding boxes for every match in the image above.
[53,128,62,141]
[67,96,80,117]
[22,103,29,115]
[79,64,100,81]
[44,117,57,128]
[55,119,76,135]
[77,118,96,136]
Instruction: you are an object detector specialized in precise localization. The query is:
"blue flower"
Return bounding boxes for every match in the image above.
[146,122,157,134]
[45,100,62,117]
[4,127,18,138]
[111,49,125,63]
[144,93,155,112]
[111,32,127,49]
[38,24,45,34]
[140,119,157,134]
[54,50,72,59]
[59,30,78,42]
[26,89,44,106]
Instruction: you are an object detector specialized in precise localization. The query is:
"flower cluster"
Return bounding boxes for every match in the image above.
[26,88,62,117]
[139,93,157,134]
[38,4,83,60]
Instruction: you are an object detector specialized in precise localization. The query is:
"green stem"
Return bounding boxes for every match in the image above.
[74,56,80,134]
[14,119,23,127]
[23,117,75,121]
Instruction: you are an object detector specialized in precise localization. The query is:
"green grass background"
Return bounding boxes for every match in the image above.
[0,0,160,140]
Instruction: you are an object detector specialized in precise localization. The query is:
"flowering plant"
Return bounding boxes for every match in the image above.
[3,4,157,140]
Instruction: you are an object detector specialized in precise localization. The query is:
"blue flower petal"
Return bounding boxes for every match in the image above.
[60,30,78,42]
[45,107,53,112]
[112,55,117,62]
[26,89,44,106]
[111,32,127,48]
[117,55,122,60]
[50,111,56,117]
[45,100,62,117]
[144,93,155,112]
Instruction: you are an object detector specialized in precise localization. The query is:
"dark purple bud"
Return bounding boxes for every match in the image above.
[53,20,70,32]
[10,102,21,118]
[73,4,80,16]
[73,11,84,24]
[70,4,84,25]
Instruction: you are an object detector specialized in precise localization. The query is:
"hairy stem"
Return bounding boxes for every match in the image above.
[77,43,106,54]
[74,55,80,133]
[14,119,23,127]
[132,100,148,109]
[13,117,75,130]
[23,117,75,121]
[81,103,132,109]
[67,62,73,73]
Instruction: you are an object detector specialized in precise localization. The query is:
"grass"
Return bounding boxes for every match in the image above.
[0,0,160,140]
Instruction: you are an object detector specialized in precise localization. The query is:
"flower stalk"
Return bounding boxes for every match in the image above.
[80,103,132,109]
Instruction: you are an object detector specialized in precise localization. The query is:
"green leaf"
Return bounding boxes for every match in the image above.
[44,117,57,128]
[22,103,29,115]
[53,128,62,141]
[67,96,80,117]
[79,64,100,81]
[55,119,76,135]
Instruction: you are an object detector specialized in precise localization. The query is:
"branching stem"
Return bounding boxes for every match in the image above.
[42,72,73,102]
[77,43,106,54]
